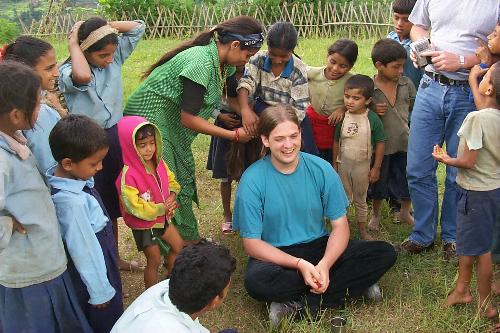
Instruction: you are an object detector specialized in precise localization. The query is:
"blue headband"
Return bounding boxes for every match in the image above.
[220,32,263,48]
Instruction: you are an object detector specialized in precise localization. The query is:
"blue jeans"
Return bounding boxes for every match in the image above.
[406,74,474,246]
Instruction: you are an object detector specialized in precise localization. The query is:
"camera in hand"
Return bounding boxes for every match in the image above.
[410,38,432,68]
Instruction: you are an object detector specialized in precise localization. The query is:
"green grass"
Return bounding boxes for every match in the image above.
[48,37,493,332]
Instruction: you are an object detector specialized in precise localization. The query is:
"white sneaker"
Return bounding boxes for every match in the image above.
[364,283,382,302]
[269,300,304,327]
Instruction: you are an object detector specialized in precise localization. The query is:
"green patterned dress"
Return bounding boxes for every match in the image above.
[124,40,233,240]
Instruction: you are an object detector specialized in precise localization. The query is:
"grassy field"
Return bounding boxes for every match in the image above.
[48,37,494,332]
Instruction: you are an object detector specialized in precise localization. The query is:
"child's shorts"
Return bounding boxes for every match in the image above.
[369,152,410,200]
[132,226,167,252]
[456,186,500,256]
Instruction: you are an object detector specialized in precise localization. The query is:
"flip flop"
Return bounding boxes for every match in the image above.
[221,222,234,234]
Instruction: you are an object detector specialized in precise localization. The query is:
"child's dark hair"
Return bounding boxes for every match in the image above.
[327,38,358,67]
[345,74,374,99]
[491,61,500,105]
[3,36,53,67]
[169,240,236,314]
[49,115,109,162]
[267,21,298,51]
[144,16,263,78]
[135,124,155,141]
[78,17,118,53]
[371,38,407,65]
[392,0,417,14]
[0,61,40,125]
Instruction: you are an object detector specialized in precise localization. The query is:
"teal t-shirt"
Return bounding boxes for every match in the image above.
[233,153,349,247]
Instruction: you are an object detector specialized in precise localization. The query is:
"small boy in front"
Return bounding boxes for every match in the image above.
[387,0,422,91]
[333,75,386,240]
[433,63,500,320]
[368,39,416,232]
[47,115,124,333]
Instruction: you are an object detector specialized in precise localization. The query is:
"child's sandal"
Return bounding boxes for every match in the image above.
[221,222,234,234]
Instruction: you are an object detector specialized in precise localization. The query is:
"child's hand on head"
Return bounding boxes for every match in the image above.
[68,21,84,42]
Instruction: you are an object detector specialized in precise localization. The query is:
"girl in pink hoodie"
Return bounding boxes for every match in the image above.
[116,116,183,289]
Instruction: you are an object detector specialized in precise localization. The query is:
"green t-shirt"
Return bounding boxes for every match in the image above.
[335,109,386,147]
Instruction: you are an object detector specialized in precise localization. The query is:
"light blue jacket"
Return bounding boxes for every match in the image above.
[47,168,115,305]
[59,21,146,129]
[0,134,67,288]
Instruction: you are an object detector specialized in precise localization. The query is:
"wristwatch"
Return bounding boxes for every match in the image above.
[459,55,465,68]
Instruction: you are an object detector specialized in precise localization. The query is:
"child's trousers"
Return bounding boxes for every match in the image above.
[339,157,370,224]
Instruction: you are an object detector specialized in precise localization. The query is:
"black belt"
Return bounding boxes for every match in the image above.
[425,71,468,86]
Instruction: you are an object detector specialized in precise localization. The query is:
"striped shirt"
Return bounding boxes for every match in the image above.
[237,51,309,122]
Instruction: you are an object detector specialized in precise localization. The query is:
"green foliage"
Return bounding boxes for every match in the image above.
[0,18,19,44]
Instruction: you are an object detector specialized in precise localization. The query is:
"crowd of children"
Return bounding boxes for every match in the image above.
[0,0,499,331]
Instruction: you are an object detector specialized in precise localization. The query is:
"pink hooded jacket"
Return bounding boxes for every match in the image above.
[116,116,180,229]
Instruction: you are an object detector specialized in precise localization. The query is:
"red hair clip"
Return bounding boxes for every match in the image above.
[0,44,8,62]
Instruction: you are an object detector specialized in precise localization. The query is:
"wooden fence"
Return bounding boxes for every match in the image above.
[21,1,394,39]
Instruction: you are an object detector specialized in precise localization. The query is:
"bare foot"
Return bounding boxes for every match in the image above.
[444,289,473,307]
[482,306,498,320]
[360,231,374,241]
[399,211,415,226]
[368,215,380,232]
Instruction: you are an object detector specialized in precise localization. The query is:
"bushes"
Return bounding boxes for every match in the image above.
[0,18,19,44]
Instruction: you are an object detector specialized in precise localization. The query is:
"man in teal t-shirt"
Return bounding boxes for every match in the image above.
[233,104,396,327]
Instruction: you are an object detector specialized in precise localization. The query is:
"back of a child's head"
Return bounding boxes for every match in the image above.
[3,36,53,68]
[345,74,375,99]
[328,38,358,67]
[169,240,236,314]
[392,0,417,14]
[135,124,156,142]
[371,38,407,66]
[78,17,118,53]
[50,115,108,163]
[267,22,298,51]
[0,61,40,122]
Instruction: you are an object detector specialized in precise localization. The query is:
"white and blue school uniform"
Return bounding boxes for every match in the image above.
[23,101,60,175]
[58,21,146,220]
[0,131,92,333]
[47,167,124,333]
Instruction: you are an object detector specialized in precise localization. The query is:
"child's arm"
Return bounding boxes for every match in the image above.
[67,21,92,85]
[332,140,340,171]
[108,20,141,33]
[119,172,167,221]
[369,142,385,183]
[56,199,115,306]
[238,60,260,136]
[432,144,478,169]
[468,64,489,110]
[327,106,346,126]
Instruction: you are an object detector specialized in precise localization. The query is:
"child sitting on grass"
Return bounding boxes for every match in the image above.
[116,116,183,289]
[368,38,416,231]
[333,75,386,240]
[433,63,500,320]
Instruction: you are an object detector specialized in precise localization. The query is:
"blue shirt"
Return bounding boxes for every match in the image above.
[0,134,66,288]
[387,31,423,90]
[23,102,60,175]
[47,168,115,305]
[233,153,349,247]
[59,21,145,129]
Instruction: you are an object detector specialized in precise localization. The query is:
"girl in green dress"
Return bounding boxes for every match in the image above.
[124,16,263,241]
